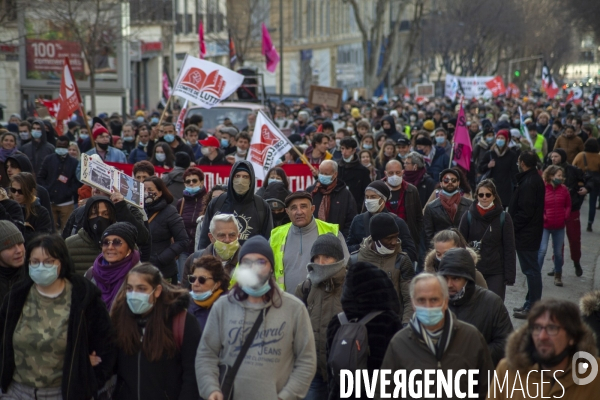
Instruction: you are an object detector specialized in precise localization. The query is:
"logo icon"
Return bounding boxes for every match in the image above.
[250,124,279,165]
[341,340,347,345]
[179,67,225,98]
[572,351,598,385]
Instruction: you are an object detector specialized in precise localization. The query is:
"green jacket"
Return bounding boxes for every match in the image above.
[65,229,101,276]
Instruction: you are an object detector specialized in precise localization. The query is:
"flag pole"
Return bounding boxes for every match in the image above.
[448,143,454,168]
[79,103,95,147]
[158,95,172,126]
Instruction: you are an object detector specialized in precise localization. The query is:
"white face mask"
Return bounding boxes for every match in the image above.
[375,240,396,255]
[364,198,382,213]
[387,175,402,187]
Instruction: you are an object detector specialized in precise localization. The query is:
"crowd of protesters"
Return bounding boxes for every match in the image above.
[0,91,600,399]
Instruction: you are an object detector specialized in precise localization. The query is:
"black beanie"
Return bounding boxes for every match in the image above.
[415,136,433,147]
[437,248,476,282]
[102,222,138,251]
[370,213,399,242]
[238,235,275,270]
[310,233,344,262]
[366,180,391,201]
[175,152,191,169]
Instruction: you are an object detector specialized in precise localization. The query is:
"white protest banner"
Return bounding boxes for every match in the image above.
[249,111,293,180]
[172,55,244,108]
[445,74,495,99]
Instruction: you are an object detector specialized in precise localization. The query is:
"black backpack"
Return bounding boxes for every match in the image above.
[328,311,383,381]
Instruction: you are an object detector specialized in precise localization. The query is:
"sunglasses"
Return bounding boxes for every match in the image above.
[9,187,23,195]
[185,178,199,185]
[442,178,458,184]
[478,192,493,198]
[101,238,124,248]
[188,275,214,284]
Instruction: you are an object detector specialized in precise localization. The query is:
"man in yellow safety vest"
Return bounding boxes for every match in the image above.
[270,191,349,293]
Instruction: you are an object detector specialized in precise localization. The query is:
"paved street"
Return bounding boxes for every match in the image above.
[506,198,600,329]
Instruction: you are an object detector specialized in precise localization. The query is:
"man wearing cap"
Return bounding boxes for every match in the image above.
[294,233,347,399]
[262,181,291,228]
[198,161,272,248]
[349,212,415,324]
[437,248,513,366]
[423,168,472,248]
[20,119,55,178]
[196,136,229,166]
[159,122,195,161]
[0,220,26,302]
[415,135,450,181]
[383,159,423,250]
[337,137,371,210]
[269,191,349,293]
[395,137,411,162]
[346,180,416,262]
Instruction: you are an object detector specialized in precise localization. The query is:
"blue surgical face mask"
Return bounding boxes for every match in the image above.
[126,290,155,314]
[136,116,145,123]
[185,185,202,194]
[190,289,213,301]
[220,138,229,148]
[496,139,506,147]
[151,117,159,124]
[139,141,148,147]
[415,306,444,326]
[318,174,333,186]
[55,148,69,156]
[79,133,89,140]
[485,137,494,144]
[29,263,59,286]
[31,130,42,139]
[415,149,425,155]
[164,134,175,143]
[155,153,166,162]
[123,136,135,142]
[363,144,373,150]
[435,136,445,145]
[241,280,271,297]
[268,178,282,185]
[442,189,459,197]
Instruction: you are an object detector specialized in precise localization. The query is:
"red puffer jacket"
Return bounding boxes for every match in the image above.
[543,183,571,230]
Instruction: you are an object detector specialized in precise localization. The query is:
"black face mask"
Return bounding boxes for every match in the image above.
[531,346,574,368]
[97,142,109,151]
[89,216,112,244]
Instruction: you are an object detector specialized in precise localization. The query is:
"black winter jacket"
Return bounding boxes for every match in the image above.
[113,293,201,400]
[423,195,472,248]
[145,198,188,279]
[22,200,54,242]
[198,161,273,248]
[158,136,195,162]
[306,179,357,238]
[175,188,207,254]
[37,153,80,205]
[477,147,519,207]
[458,202,516,282]
[19,119,55,177]
[448,282,513,366]
[337,154,372,210]
[413,173,437,208]
[0,199,25,237]
[0,275,116,400]
[326,261,402,400]
[509,168,545,251]
[346,210,417,262]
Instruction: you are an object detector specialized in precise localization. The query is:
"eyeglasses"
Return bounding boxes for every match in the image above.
[443,178,458,184]
[101,238,124,248]
[478,192,493,198]
[185,179,199,185]
[188,275,214,284]
[9,187,23,195]
[530,324,562,336]
[240,259,269,269]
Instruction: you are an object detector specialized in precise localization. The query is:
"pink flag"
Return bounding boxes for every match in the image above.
[162,72,172,100]
[453,103,472,171]
[198,22,207,59]
[261,23,280,73]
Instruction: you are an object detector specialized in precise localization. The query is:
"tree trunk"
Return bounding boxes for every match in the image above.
[90,67,96,116]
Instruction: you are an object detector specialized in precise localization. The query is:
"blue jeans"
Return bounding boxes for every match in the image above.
[589,187,600,225]
[538,228,565,273]
[304,372,328,400]
[518,250,542,311]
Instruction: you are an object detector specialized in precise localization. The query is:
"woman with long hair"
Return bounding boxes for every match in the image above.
[539,165,571,287]
[459,179,516,300]
[375,139,396,176]
[0,234,115,399]
[187,255,230,330]
[10,172,53,241]
[110,263,201,400]
[359,150,378,181]
[255,166,290,198]
[143,176,188,284]
[196,236,316,400]
[150,142,175,169]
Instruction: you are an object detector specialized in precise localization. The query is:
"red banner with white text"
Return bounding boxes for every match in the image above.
[105,162,317,192]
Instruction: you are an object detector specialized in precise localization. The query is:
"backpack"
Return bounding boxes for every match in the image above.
[213,193,267,228]
[327,311,383,381]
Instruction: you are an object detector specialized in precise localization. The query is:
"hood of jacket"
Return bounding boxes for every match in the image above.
[341,260,400,320]
[165,167,185,183]
[167,289,192,320]
[82,196,116,237]
[381,115,399,137]
[227,160,256,205]
[580,290,600,317]
[505,323,597,371]
[6,153,34,174]
[424,246,479,274]
[32,119,48,144]
[262,181,291,203]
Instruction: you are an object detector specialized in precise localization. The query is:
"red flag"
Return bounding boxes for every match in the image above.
[506,83,521,99]
[56,58,81,134]
[485,76,506,98]
[261,23,280,73]
[566,87,583,104]
[40,98,60,117]
[452,102,472,171]
[198,22,206,59]
[228,30,237,69]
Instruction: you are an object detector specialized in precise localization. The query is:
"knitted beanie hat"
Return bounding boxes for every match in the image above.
[0,221,24,253]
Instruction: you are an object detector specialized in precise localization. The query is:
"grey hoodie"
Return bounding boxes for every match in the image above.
[196,287,317,400]
[20,118,55,177]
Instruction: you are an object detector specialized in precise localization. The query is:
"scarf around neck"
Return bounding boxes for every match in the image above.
[0,147,17,162]
[307,259,345,286]
[311,180,337,221]
[93,250,140,310]
[403,168,426,186]
[410,309,454,362]
[440,192,461,222]
[194,288,224,308]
